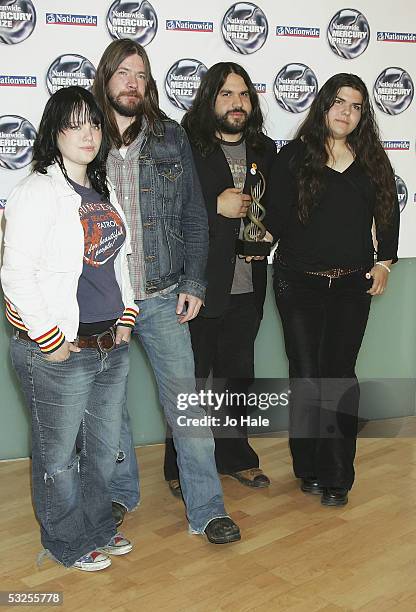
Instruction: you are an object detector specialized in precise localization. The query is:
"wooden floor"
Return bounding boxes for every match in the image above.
[1,433,416,611]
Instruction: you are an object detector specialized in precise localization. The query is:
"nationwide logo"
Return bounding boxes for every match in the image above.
[395,175,408,212]
[327,9,370,59]
[0,198,6,210]
[46,55,96,95]
[275,139,291,150]
[274,63,318,113]
[166,20,213,32]
[0,75,36,87]
[253,82,266,93]
[165,59,207,111]
[107,0,158,46]
[276,25,320,38]
[374,67,414,115]
[382,140,410,150]
[46,13,98,27]
[0,0,36,44]
[377,31,416,43]
[0,115,37,170]
[221,2,268,55]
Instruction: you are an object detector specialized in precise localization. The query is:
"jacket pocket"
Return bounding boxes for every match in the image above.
[156,161,183,182]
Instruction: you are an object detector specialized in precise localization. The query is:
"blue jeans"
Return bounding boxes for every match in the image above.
[10,334,129,567]
[110,289,227,532]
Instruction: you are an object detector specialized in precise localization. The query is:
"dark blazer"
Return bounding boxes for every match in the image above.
[189,134,277,318]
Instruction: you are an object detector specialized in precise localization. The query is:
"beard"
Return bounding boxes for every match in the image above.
[215,109,249,135]
[108,91,143,117]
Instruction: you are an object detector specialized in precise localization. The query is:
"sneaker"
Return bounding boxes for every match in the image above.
[72,550,111,572]
[98,533,133,556]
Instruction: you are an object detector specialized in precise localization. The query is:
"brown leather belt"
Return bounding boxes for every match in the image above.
[306,267,361,279]
[16,325,116,352]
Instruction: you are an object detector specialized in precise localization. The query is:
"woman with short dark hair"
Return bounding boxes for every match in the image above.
[1,86,138,570]
[269,73,399,506]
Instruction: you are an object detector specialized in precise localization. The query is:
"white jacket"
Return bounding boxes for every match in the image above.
[1,163,138,343]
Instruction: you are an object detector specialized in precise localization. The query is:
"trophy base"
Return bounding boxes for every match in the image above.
[236,238,271,257]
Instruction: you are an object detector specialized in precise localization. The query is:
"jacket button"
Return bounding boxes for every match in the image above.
[145,255,156,261]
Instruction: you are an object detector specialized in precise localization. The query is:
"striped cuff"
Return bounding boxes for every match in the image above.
[116,307,139,329]
[34,327,66,354]
[5,301,26,331]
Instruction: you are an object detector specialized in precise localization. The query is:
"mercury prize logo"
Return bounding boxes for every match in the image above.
[46,55,96,96]
[0,0,36,44]
[107,0,158,46]
[373,68,414,115]
[0,115,36,170]
[221,2,268,54]
[327,9,370,59]
[395,175,408,213]
[273,64,318,113]
[165,59,207,111]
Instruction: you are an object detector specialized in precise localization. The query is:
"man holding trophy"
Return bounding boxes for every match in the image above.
[164,62,277,495]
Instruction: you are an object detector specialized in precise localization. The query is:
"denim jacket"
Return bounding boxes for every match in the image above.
[108,120,209,300]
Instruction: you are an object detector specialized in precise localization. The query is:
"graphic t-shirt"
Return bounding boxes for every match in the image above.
[220,139,253,295]
[71,180,126,323]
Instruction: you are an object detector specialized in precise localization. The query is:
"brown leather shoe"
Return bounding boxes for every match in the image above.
[167,479,183,499]
[225,468,271,488]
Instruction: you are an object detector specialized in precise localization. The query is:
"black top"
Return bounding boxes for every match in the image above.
[267,139,400,272]
[188,133,277,318]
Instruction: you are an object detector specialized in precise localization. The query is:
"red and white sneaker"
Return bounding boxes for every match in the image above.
[98,533,133,556]
[72,550,111,571]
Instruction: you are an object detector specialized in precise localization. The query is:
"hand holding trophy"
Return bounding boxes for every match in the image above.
[236,166,271,257]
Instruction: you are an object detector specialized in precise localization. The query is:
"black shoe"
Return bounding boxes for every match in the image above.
[300,477,324,495]
[225,468,271,488]
[112,502,127,527]
[167,479,183,499]
[204,517,241,544]
[321,487,349,507]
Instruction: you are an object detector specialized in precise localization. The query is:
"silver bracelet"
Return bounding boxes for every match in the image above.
[376,262,391,273]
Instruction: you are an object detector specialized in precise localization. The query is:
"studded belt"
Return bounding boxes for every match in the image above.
[305,267,361,279]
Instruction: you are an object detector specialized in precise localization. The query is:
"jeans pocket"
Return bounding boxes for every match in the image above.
[34,350,73,365]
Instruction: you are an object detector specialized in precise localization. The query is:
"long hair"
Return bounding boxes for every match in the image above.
[182,62,265,156]
[294,73,396,228]
[93,38,166,148]
[32,86,109,199]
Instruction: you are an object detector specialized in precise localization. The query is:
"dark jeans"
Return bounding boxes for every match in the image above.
[273,265,372,490]
[164,292,261,479]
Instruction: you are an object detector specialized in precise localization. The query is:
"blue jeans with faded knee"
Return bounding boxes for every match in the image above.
[10,334,129,567]
[110,288,227,532]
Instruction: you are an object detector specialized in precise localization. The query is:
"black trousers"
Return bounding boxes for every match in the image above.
[164,292,261,480]
[273,266,372,490]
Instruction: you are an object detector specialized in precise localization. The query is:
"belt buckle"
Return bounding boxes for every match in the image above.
[97,326,116,353]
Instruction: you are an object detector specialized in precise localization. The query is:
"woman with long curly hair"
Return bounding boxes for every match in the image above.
[269,73,399,506]
[1,86,139,570]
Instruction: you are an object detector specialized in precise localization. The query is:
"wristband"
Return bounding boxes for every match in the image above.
[376,262,391,273]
